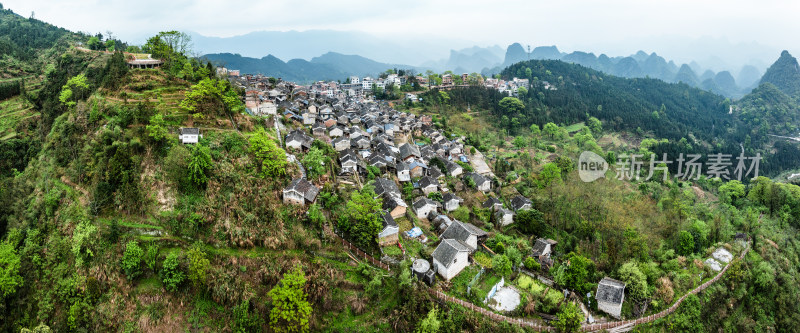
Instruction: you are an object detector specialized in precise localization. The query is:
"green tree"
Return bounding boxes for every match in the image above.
[417,307,441,333]
[71,220,97,267]
[718,180,745,205]
[146,113,170,143]
[538,163,562,188]
[307,203,326,228]
[618,261,648,300]
[513,136,528,149]
[160,251,185,292]
[492,254,512,277]
[587,116,602,135]
[302,146,330,179]
[515,209,546,235]
[499,97,525,115]
[268,265,312,333]
[524,257,541,271]
[59,74,90,108]
[553,302,584,333]
[553,252,594,294]
[342,186,383,248]
[543,122,559,139]
[669,294,703,331]
[180,78,243,116]
[505,245,522,268]
[86,36,102,50]
[249,129,287,178]
[104,39,116,51]
[187,245,210,287]
[121,241,144,279]
[0,242,23,298]
[188,144,213,188]
[677,230,695,256]
[164,144,191,190]
[530,124,541,136]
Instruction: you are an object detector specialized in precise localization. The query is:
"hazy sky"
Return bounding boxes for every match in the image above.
[4,0,798,64]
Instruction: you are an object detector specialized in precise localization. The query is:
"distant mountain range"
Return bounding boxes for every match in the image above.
[202,52,418,83]
[199,32,778,98]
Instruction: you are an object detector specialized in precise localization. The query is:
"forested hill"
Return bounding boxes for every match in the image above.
[0,5,81,73]
[421,58,800,176]
[759,50,800,97]
[498,59,732,144]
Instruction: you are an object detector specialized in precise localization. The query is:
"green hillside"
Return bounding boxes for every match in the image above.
[1,5,800,333]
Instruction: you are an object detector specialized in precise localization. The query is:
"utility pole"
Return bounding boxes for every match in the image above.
[527,45,531,61]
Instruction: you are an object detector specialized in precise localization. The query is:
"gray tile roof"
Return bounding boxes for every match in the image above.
[510,195,532,211]
[413,197,437,210]
[482,197,502,209]
[285,178,319,202]
[180,127,200,135]
[441,221,487,243]
[596,277,626,305]
[432,239,471,268]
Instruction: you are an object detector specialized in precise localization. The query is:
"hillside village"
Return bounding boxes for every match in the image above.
[208,69,747,327]
[3,9,798,331]
[223,67,532,112]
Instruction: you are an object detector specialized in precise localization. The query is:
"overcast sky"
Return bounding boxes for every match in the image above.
[4,0,798,64]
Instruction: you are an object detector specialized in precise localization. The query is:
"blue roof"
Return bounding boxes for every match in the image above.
[405,227,423,238]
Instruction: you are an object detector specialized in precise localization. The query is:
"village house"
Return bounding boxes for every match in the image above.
[332,136,351,152]
[445,160,463,177]
[432,239,471,281]
[383,194,408,219]
[282,178,320,206]
[596,277,626,319]
[439,221,486,251]
[409,160,428,178]
[413,197,438,219]
[443,193,461,212]
[311,122,326,137]
[465,172,491,192]
[179,128,201,144]
[419,176,439,195]
[531,238,557,268]
[510,195,533,211]
[285,129,313,151]
[399,143,421,161]
[495,208,514,226]
[482,197,503,211]
[374,177,401,198]
[378,211,399,246]
[328,125,344,138]
[397,162,411,182]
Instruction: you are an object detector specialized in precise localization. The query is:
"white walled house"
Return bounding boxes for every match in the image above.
[378,211,399,246]
[495,208,514,226]
[432,239,471,281]
[596,277,626,319]
[413,197,437,219]
[179,128,201,144]
[282,178,320,206]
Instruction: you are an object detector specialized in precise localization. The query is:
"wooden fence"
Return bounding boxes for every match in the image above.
[329,228,391,271]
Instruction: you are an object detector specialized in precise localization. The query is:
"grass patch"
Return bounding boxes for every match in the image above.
[564,122,586,133]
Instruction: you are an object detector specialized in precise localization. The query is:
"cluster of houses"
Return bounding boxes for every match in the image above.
[229,72,627,321]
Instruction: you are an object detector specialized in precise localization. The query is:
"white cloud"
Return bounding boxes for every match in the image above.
[4,0,799,62]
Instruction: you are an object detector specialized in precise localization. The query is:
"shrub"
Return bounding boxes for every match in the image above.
[524,257,540,271]
[160,252,184,292]
[121,241,144,279]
